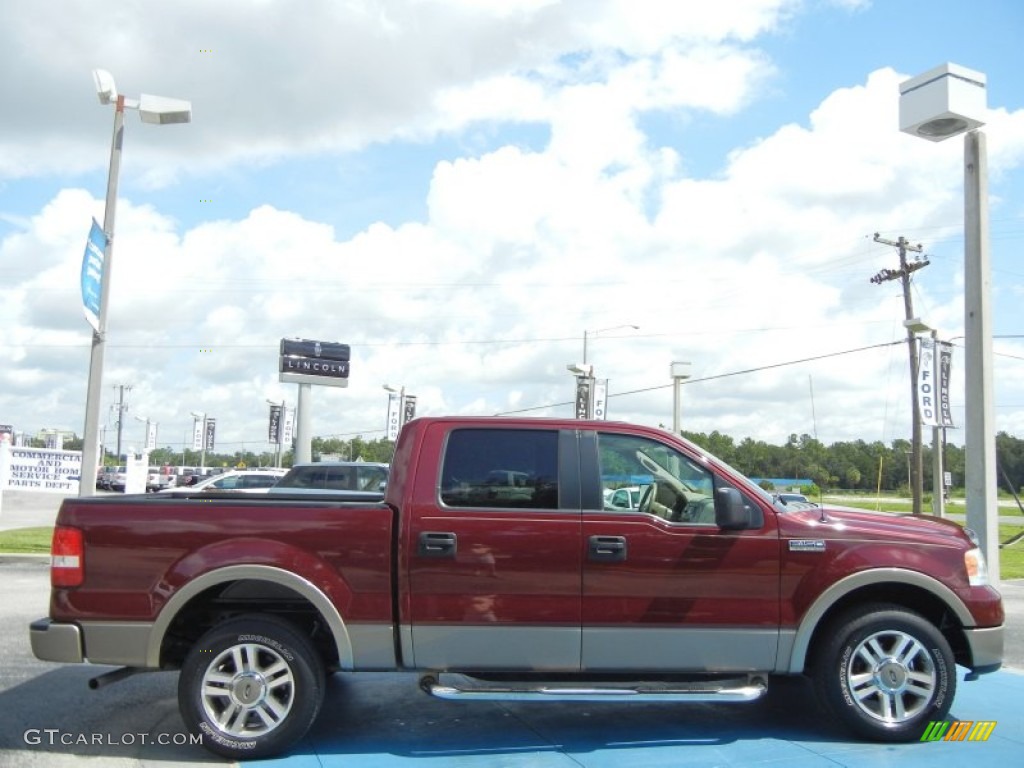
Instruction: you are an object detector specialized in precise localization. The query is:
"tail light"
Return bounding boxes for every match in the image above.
[51,526,84,588]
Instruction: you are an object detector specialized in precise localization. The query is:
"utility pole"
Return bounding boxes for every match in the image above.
[112,384,132,462]
[870,234,928,515]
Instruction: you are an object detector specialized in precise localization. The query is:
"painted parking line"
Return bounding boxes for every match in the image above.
[248,669,1024,767]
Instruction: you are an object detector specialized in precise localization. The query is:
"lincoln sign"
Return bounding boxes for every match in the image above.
[279,338,350,387]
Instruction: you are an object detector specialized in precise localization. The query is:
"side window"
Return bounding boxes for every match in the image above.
[440,429,559,510]
[598,433,717,525]
[356,466,388,491]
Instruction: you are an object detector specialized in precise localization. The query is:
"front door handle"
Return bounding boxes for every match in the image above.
[418,531,458,558]
[589,535,627,562]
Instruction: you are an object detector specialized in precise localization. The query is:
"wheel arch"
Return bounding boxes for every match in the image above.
[147,564,353,670]
[783,568,974,673]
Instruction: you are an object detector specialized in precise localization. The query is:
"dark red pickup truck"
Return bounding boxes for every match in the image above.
[31,417,1004,758]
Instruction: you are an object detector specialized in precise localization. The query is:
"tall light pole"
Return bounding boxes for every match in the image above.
[899,63,998,582]
[79,70,191,497]
[134,414,156,455]
[670,361,692,435]
[583,324,639,365]
[903,317,930,515]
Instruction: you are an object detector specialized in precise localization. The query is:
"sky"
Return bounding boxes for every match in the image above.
[1,0,1023,461]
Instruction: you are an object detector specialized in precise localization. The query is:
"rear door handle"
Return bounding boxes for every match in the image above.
[418,531,457,558]
[588,535,627,562]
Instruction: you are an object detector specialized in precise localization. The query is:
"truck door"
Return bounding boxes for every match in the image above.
[581,430,780,672]
[405,426,582,671]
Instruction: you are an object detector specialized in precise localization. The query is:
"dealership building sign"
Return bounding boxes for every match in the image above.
[279,338,350,387]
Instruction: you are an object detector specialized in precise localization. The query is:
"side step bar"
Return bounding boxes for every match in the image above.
[420,675,767,703]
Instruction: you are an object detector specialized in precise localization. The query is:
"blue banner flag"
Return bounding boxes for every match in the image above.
[80,219,107,332]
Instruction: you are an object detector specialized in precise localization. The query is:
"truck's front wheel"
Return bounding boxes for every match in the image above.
[178,615,325,759]
[812,604,955,742]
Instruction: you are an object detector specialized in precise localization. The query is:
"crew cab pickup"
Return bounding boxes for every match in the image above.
[30,417,1004,758]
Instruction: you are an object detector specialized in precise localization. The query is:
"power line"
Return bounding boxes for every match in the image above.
[494,341,904,416]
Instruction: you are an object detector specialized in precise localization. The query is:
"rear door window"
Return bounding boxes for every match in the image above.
[440,429,559,509]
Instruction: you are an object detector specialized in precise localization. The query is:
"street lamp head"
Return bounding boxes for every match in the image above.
[567,363,593,377]
[670,361,692,379]
[92,69,117,105]
[138,93,192,125]
[899,63,986,142]
[903,318,932,335]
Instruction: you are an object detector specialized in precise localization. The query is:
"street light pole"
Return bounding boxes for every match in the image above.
[79,71,190,497]
[81,95,125,495]
[964,129,999,581]
[582,324,638,365]
[670,361,692,434]
[899,63,998,581]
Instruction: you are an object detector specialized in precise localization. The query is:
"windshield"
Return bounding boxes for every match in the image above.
[672,435,777,506]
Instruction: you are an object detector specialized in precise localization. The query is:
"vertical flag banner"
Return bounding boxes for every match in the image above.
[80,218,107,332]
[918,338,956,428]
[282,408,295,445]
[204,418,216,451]
[938,342,955,427]
[192,418,204,451]
[268,405,282,444]
[386,393,401,441]
[917,338,938,428]
[592,379,609,420]
[403,395,417,425]
[146,422,157,452]
[575,377,593,419]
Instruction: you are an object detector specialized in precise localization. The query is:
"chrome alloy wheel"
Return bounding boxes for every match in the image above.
[845,629,938,723]
[200,642,296,737]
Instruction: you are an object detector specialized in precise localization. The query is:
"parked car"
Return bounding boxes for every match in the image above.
[99,466,126,492]
[267,461,389,498]
[146,466,176,493]
[604,485,645,510]
[159,468,286,494]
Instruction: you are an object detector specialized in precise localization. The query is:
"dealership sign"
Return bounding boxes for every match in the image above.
[0,445,82,494]
[279,338,350,387]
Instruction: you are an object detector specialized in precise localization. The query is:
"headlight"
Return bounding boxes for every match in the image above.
[964,547,989,587]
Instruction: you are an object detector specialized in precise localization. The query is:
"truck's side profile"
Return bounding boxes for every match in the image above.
[31,417,1004,758]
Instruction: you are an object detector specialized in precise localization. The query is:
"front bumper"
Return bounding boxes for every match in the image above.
[965,624,1004,674]
[30,618,84,663]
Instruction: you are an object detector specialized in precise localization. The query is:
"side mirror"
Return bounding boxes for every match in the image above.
[715,487,750,530]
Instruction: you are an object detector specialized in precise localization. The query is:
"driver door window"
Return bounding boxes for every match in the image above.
[598,433,716,525]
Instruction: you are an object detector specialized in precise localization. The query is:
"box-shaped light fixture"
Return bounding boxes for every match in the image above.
[899,63,986,142]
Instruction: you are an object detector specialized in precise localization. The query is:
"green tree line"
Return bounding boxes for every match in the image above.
[681,429,1024,495]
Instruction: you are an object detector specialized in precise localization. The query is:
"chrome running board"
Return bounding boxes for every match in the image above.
[420,674,767,703]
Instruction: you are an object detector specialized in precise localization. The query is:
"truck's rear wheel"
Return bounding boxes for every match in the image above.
[178,615,325,759]
[812,603,954,742]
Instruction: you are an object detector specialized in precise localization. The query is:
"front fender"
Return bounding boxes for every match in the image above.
[780,567,976,673]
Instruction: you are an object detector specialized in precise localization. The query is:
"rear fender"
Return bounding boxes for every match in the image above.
[148,542,355,669]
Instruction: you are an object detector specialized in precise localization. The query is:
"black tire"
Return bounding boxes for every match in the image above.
[178,614,325,760]
[811,603,955,742]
